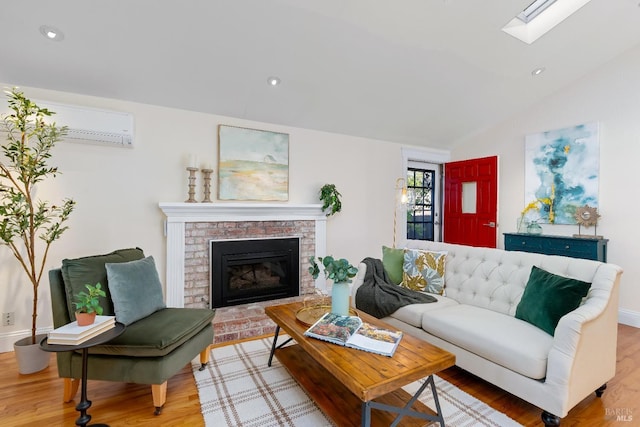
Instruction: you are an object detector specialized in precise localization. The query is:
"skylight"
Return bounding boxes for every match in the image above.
[502,0,592,44]
[517,0,558,24]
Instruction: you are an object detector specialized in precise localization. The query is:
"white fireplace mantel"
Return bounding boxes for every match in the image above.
[158,202,327,307]
[159,202,327,223]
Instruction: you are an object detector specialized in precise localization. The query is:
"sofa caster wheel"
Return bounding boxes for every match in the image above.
[541,410,560,427]
[199,362,208,371]
[154,405,163,415]
[595,383,607,397]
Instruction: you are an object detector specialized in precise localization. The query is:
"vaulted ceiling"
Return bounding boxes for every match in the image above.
[1,0,639,149]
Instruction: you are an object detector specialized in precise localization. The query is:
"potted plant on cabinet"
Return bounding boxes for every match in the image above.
[0,88,75,374]
[72,284,106,326]
[309,255,358,316]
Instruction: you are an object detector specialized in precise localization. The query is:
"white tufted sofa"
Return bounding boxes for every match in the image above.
[350,240,623,426]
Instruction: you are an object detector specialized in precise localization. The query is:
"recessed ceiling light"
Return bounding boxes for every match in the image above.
[39,25,64,41]
[267,76,281,86]
[532,67,546,76]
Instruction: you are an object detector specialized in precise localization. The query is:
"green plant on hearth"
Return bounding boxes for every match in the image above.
[309,255,358,284]
[73,283,106,315]
[0,88,76,344]
[318,183,342,217]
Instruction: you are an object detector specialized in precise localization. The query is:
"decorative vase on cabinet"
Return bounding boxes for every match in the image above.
[527,222,543,235]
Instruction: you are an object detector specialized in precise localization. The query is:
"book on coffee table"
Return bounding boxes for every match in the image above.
[304,312,403,357]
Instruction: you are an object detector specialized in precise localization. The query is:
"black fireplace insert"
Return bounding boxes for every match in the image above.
[210,237,300,308]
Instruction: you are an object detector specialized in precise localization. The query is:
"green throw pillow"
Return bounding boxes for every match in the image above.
[106,256,166,325]
[382,245,404,285]
[515,266,592,336]
[61,247,145,320]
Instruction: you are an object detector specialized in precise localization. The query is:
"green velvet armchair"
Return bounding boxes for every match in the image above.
[48,248,215,414]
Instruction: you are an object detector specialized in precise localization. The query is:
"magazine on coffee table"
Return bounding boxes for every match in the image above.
[303,312,403,357]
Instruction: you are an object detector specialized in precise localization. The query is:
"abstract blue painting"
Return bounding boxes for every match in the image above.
[524,122,599,224]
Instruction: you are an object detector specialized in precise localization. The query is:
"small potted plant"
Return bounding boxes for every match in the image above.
[318,184,342,217]
[309,256,358,316]
[72,283,106,326]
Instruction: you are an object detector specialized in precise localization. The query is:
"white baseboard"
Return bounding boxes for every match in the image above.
[0,327,53,353]
[619,308,640,328]
[0,330,30,353]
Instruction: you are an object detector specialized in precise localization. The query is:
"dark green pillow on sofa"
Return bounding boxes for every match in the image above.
[382,245,404,285]
[61,248,145,320]
[515,266,592,336]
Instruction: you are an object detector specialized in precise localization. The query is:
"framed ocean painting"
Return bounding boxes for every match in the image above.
[524,122,599,224]
[218,125,289,201]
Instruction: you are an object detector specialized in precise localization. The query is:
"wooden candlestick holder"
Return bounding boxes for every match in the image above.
[185,167,198,203]
[201,169,213,203]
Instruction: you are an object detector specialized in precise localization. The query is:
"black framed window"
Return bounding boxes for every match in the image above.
[407,167,435,241]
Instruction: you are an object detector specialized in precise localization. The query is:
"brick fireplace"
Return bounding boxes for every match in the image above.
[158,203,327,342]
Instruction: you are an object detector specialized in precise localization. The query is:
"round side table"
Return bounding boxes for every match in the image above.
[41,322,125,427]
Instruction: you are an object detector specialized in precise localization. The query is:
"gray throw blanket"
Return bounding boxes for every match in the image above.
[355,257,436,318]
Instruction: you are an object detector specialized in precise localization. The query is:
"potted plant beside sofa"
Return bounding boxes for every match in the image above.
[309,255,358,316]
[0,88,75,374]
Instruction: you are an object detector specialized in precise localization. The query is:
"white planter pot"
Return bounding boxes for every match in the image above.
[13,334,50,374]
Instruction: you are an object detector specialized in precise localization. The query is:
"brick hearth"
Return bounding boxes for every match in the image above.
[211,296,305,344]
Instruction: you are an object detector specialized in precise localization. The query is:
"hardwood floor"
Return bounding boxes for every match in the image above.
[0,353,203,427]
[1,324,638,426]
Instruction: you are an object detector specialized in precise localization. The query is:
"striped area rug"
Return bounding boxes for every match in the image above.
[191,337,523,427]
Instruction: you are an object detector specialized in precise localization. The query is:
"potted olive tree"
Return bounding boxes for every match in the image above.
[0,88,75,374]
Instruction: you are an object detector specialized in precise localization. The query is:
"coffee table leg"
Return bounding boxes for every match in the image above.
[361,401,371,427]
[427,375,445,426]
[362,375,445,427]
[268,326,281,367]
[267,325,295,367]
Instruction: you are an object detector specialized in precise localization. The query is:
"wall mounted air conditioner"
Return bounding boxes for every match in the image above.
[36,100,134,148]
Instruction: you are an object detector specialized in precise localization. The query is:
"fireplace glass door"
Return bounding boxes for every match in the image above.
[210,237,300,308]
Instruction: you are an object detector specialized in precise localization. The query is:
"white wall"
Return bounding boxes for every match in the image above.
[0,84,412,351]
[452,43,640,326]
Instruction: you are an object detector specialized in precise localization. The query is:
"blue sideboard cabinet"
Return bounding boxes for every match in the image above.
[503,233,608,262]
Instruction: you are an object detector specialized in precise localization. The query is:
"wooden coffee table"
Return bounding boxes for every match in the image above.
[265,302,455,427]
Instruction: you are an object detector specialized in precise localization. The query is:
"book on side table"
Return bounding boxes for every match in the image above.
[304,312,403,357]
[48,315,116,345]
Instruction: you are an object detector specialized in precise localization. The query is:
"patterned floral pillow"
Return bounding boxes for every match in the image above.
[402,249,447,295]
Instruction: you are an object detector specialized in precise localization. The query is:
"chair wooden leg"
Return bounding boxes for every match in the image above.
[199,345,211,371]
[152,382,167,415]
[63,378,80,402]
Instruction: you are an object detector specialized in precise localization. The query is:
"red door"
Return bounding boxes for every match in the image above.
[443,156,498,248]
